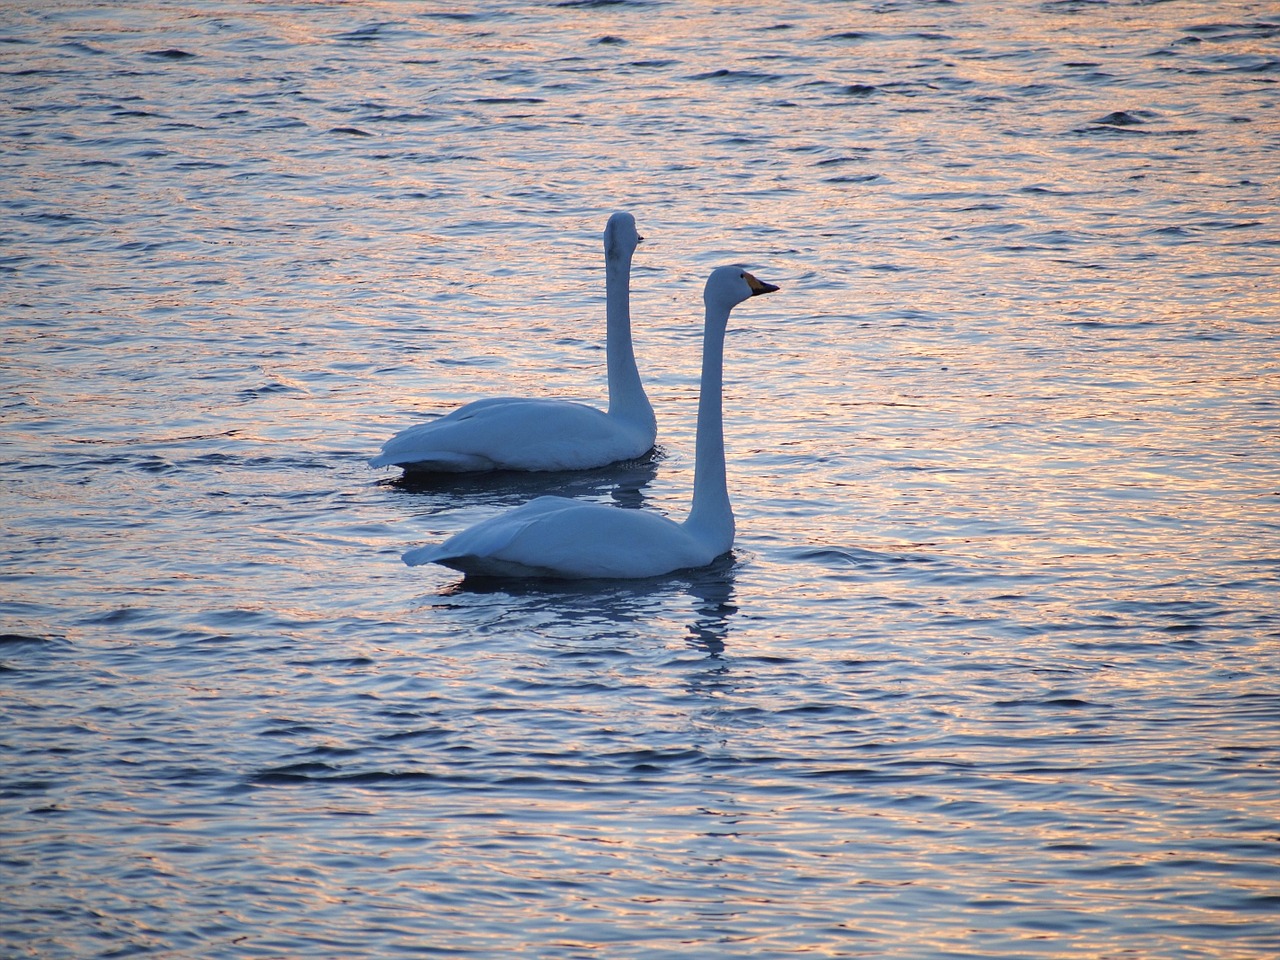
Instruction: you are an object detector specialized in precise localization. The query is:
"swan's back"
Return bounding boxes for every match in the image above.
[370,397,653,472]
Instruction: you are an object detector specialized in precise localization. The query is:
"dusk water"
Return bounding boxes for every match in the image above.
[2,1,1278,957]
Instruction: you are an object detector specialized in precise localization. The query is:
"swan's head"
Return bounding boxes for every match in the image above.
[604,212,642,260]
[703,265,780,311]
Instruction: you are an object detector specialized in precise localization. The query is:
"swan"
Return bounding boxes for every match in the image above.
[402,265,779,579]
[370,212,655,473]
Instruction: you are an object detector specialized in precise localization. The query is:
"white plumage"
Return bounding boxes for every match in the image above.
[403,265,779,580]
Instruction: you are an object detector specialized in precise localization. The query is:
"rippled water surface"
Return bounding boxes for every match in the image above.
[3,1,1279,957]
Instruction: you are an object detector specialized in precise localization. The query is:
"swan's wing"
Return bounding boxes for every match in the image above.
[370,397,529,471]
[402,496,575,569]
[371,398,651,472]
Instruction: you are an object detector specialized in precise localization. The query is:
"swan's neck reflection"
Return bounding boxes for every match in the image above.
[685,568,737,657]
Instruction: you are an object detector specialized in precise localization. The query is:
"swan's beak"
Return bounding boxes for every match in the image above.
[744,272,780,297]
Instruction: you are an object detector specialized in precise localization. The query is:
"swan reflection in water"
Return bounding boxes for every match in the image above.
[382,451,662,512]
[682,559,737,657]
[440,555,738,658]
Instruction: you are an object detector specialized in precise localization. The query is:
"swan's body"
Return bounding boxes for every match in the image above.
[403,265,779,580]
[371,212,654,473]
[373,396,649,473]
[403,494,715,579]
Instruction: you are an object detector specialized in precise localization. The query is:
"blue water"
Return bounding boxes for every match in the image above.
[2,1,1279,957]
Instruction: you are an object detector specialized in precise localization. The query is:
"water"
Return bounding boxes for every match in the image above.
[2,1,1278,956]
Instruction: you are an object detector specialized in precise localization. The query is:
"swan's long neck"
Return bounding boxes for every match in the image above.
[604,250,654,431]
[681,302,733,552]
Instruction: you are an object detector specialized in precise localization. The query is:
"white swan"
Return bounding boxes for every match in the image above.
[370,212,654,473]
[402,265,779,579]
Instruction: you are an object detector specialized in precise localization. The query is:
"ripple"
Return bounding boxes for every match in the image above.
[2,1,1277,957]
[144,48,196,60]
[688,68,785,83]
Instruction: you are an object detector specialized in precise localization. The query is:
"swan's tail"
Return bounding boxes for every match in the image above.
[371,449,493,471]
[402,544,448,567]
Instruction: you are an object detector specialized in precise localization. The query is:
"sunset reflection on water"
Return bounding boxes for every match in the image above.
[2,0,1278,957]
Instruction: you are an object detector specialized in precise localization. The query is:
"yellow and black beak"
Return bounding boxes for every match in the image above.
[744,271,780,297]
